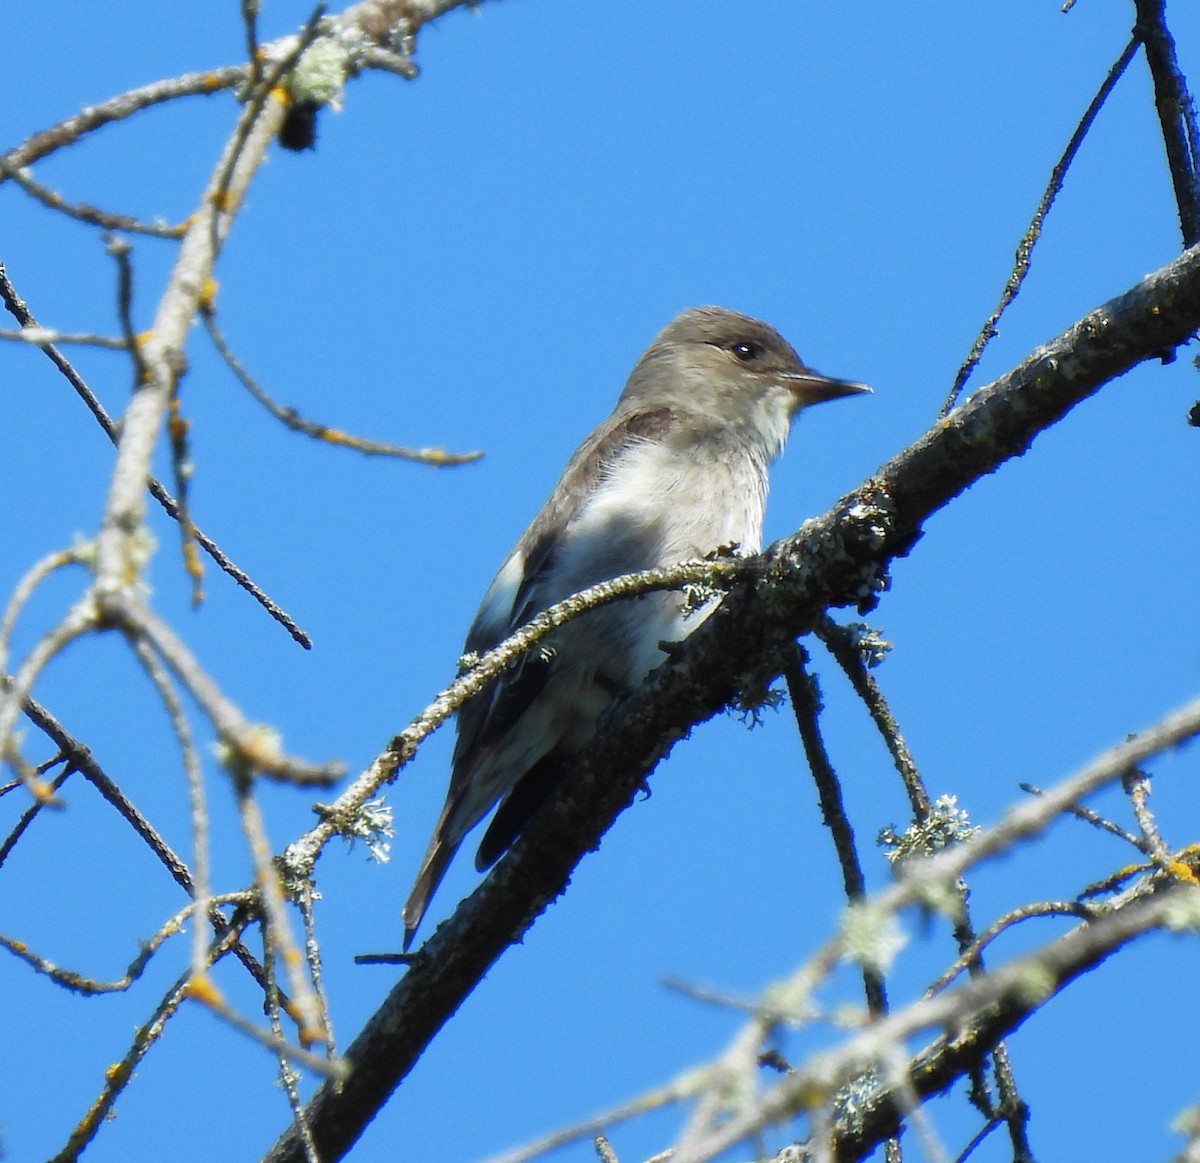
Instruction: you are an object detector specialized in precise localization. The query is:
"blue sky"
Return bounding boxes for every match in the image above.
[3,2,1200,1161]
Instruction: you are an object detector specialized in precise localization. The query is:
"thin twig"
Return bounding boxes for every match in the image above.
[360,45,420,78]
[925,900,1095,996]
[234,774,327,1046]
[0,893,251,995]
[196,959,344,1076]
[815,617,1031,1150]
[165,381,205,606]
[1019,781,1150,853]
[0,66,248,173]
[1134,0,1200,245]
[941,37,1139,414]
[242,0,264,88]
[280,554,752,877]
[952,1116,1002,1163]
[0,262,312,646]
[49,916,253,1163]
[0,325,128,349]
[482,1072,705,1163]
[0,754,73,867]
[1123,767,1170,863]
[1077,861,1152,899]
[266,938,323,1163]
[207,3,327,268]
[17,689,276,990]
[3,163,186,237]
[988,1042,1033,1163]
[126,634,213,981]
[112,594,341,785]
[593,1136,619,1163]
[0,546,85,681]
[815,617,930,819]
[784,648,888,1020]
[297,882,337,1062]
[0,597,97,794]
[104,234,150,394]
[201,310,483,465]
[660,976,772,1016]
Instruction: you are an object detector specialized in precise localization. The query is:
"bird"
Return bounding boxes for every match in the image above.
[402,306,869,945]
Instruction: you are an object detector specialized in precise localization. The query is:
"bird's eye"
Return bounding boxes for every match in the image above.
[730,341,760,363]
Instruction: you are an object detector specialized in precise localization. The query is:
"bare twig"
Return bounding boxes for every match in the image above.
[266,939,324,1163]
[925,900,1096,995]
[49,915,254,1163]
[0,546,86,681]
[816,616,930,819]
[481,1071,705,1163]
[166,381,205,606]
[0,754,73,867]
[3,163,186,237]
[281,554,751,877]
[208,4,326,267]
[0,596,97,793]
[1078,861,1152,899]
[954,1117,1003,1163]
[242,0,264,88]
[1123,767,1171,863]
[297,881,337,1062]
[942,37,1140,414]
[1019,780,1150,853]
[360,45,420,79]
[0,893,251,996]
[126,633,213,980]
[1,66,248,174]
[0,325,128,349]
[17,690,276,990]
[785,648,888,1022]
[0,262,313,647]
[90,61,284,608]
[593,1136,620,1163]
[1134,0,1200,245]
[104,234,149,385]
[815,618,1031,1154]
[192,965,344,1077]
[113,593,341,786]
[233,774,327,1047]
[660,976,773,1015]
[201,309,483,465]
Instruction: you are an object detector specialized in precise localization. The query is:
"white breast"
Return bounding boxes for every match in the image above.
[573,431,768,565]
[544,431,768,686]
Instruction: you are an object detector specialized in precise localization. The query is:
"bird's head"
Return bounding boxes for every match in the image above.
[619,305,870,456]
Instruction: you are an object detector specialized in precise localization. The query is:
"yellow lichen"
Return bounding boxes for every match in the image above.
[183,974,225,1006]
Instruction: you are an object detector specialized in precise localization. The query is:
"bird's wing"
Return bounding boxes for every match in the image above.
[402,407,675,946]
[451,405,676,793]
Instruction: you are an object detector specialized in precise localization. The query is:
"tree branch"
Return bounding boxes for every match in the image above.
[1134,0,1200,245]
[700,880,1193,1163]
[264,242,1200,1162]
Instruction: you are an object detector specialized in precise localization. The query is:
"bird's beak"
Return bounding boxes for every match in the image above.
[783,370,872,406]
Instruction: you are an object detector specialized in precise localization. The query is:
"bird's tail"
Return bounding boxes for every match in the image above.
[403,756,501,948]
[402,826,460,950]
[404,778,486,950]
